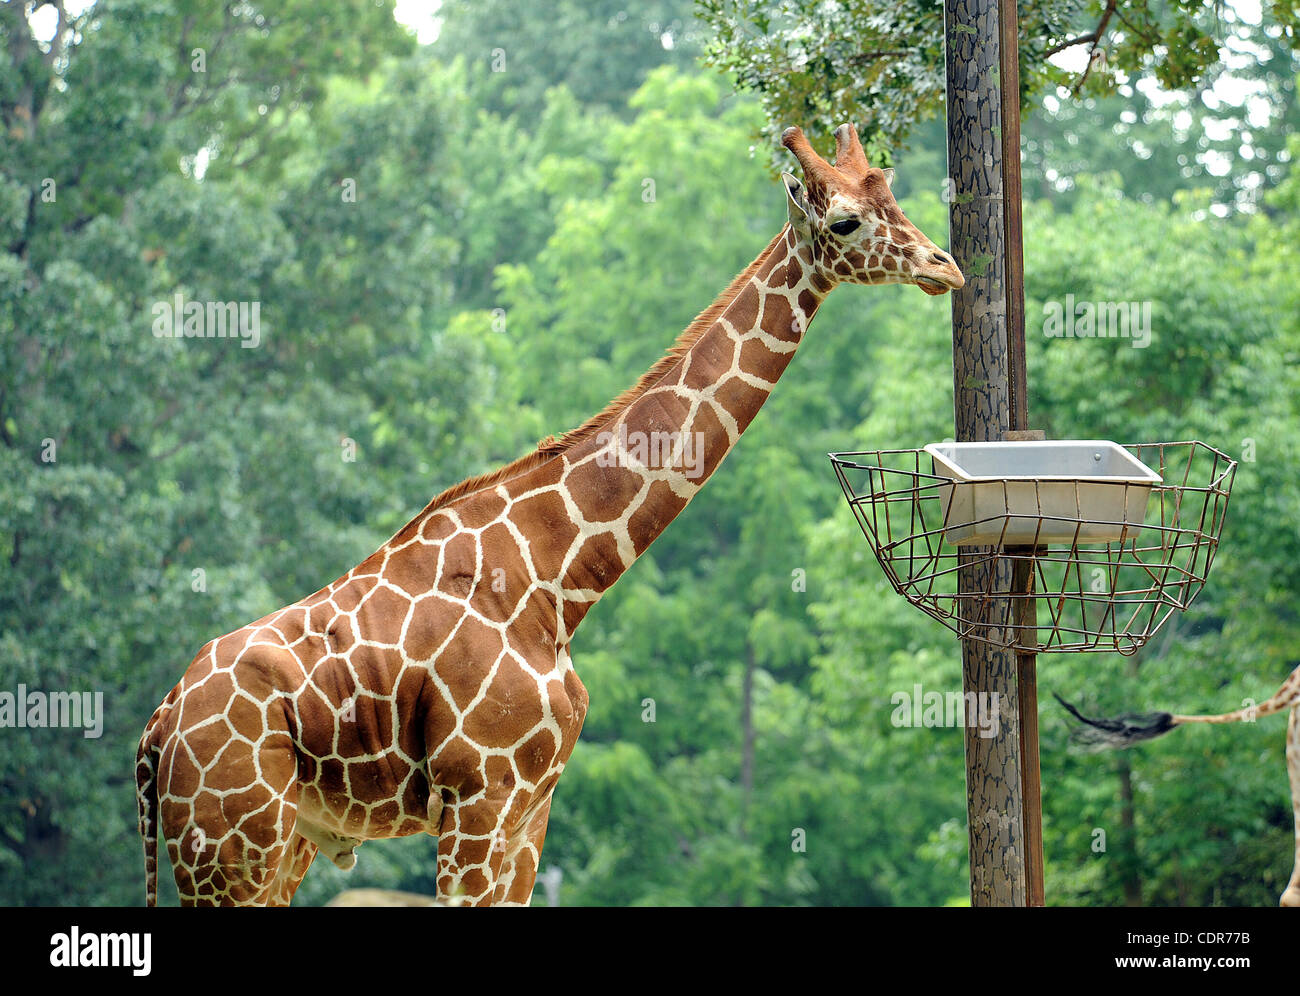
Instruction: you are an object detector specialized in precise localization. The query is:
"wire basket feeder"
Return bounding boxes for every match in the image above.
[828,440,1236,655]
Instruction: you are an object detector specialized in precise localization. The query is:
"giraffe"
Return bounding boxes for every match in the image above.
[135,123,965,906]
[1057,663,1300,907]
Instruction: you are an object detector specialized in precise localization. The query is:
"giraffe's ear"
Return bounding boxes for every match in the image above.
[881,167,895,189]
[782,171,812,233]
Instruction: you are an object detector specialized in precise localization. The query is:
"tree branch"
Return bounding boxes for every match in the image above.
[1112,5,1164,48]
[1070,0,1120,98]
[1044,32,1100,58]
[40,0,67,67]
[846,50,912,64]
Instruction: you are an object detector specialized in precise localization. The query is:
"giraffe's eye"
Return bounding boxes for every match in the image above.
[829,219,861,236]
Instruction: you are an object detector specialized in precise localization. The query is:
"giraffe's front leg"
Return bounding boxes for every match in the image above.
[492,791,556,906]
[1282,704,1300,908]
[433,791,511,906]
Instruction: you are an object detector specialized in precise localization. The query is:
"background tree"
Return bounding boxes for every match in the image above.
[698,0,1300,167]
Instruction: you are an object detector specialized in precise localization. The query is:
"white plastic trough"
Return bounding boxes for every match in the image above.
[923,440,1163,547]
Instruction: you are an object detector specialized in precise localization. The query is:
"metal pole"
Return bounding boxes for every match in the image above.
[943,0,1044,906]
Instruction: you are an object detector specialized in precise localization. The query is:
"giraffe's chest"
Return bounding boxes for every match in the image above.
[291,649,587,845]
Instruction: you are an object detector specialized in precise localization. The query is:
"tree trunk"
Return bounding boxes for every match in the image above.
[944,0,1041,905]
[1116,755,1143,906]
[740,643,755,840]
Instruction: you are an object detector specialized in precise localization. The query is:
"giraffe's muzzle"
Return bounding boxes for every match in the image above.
[915,250,965,295]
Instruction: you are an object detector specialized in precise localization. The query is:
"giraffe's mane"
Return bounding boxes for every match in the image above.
[420,226,790,515]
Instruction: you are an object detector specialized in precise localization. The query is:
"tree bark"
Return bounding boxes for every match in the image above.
[1116,755,1143,906]
[944,0,1042,906]
[740,643,755,840]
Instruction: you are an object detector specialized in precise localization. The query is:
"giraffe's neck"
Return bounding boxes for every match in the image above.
[549,224,831,639]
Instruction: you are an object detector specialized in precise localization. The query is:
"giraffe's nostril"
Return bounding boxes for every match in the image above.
[930,251,951,265]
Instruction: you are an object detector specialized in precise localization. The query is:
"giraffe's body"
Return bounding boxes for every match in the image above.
[136,125,964,906]
[1061,665,1300,907]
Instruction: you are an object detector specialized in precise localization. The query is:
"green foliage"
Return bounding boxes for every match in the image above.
[698,0,1300,169]
[433,0,704,120]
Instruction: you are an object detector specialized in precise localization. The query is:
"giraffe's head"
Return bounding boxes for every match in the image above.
[780,124,964,296]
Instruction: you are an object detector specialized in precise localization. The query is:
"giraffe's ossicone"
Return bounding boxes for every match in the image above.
[136,124,965,906]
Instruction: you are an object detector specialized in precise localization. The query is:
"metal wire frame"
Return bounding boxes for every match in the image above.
[828,441,1237,655]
